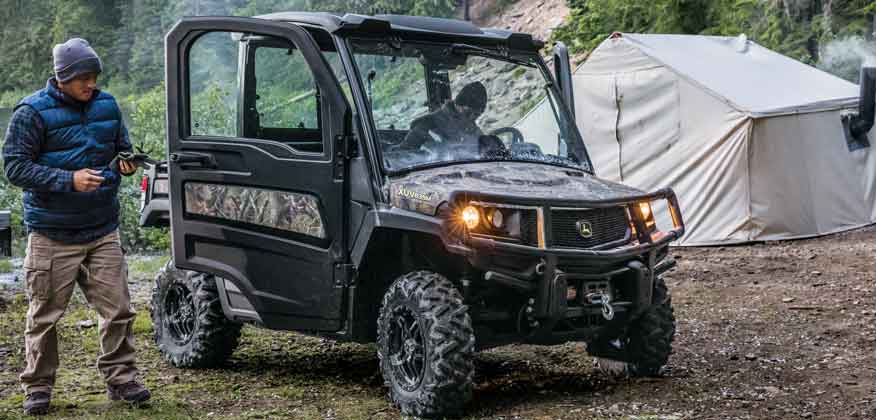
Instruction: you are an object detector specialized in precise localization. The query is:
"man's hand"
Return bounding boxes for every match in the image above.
[73,168,105,192]
[119,160,137,176]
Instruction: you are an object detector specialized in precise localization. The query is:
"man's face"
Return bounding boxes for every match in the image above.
[454,102,484,121]
[58,72,98,102]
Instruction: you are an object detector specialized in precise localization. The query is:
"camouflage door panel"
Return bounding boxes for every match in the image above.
[184,182,326,239]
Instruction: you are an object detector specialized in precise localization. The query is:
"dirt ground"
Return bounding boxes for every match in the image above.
[1,226,875,419]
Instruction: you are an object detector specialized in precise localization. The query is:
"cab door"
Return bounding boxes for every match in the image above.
[165,17,351,331]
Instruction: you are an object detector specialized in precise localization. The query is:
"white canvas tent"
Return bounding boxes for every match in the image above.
[518,33,876,245]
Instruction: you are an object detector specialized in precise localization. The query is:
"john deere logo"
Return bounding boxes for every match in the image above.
[576,220,593,238]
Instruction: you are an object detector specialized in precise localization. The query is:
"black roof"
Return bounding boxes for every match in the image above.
[256,12,544,50]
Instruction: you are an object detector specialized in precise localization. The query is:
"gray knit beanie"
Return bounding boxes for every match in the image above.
[455,81,487,115]
[53,38,103,82]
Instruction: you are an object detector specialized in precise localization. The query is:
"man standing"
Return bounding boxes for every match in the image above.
[2,38,151,416]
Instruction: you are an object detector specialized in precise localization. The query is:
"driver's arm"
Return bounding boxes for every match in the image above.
[473,122,485,137]
[398,117,434,151]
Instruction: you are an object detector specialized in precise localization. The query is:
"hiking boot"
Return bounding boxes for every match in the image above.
[107,381,151,404]
[23,391,51,416]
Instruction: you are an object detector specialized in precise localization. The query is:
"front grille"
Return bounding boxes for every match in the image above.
[520,211,538,246]
[551,207,630,248]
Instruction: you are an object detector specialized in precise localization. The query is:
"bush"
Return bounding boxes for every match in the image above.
[0,90,28,108]
[117,84,170,252]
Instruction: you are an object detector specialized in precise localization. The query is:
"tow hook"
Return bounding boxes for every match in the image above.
[586,291,615,321]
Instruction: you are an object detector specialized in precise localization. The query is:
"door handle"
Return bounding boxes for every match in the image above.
[169,152,217,168]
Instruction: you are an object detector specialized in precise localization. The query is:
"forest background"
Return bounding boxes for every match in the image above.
[0,0,874,252]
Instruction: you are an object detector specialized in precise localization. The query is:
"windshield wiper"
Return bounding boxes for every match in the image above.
[450,43,535,68]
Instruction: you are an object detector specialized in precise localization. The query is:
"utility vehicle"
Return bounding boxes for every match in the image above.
[140,12,686,417]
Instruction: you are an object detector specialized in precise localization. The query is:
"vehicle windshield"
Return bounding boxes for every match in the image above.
[350,39,592,173]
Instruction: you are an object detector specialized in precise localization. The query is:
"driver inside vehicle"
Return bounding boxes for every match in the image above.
[397,81,492,153]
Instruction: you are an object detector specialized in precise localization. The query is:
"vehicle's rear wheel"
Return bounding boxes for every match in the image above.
[150,261,242,368]
[590,276,675,377]
[377,271,475,418]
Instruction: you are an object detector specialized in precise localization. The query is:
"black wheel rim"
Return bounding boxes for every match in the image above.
[387,305,426,392]
[163,283,196,345]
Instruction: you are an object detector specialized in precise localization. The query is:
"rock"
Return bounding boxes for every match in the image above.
[760,386,781,396]
[800,412,813,418]
[76,319,96,329]
[782,297,795,303]
[811,271,822,276]
[745,353,758,361]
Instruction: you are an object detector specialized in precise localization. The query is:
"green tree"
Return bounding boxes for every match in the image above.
[553,0,876,78]
[0,0,58,92]
[553,0,711,53]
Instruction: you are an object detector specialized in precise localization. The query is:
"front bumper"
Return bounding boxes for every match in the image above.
[442,188,685,344]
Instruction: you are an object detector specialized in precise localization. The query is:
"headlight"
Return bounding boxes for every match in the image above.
[486,207,504,229]
[631,197,688,241]
[630,201,657,237]
[461,205,480,229]
[458,204,524,240]
[638,202,656,231]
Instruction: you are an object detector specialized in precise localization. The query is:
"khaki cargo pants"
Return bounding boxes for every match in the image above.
[19,230,138,394]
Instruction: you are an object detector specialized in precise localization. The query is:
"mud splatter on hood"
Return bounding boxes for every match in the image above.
[388,162,644,216]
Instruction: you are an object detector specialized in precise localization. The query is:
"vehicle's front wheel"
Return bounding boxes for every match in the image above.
[589,277,675,377]
[377,271,475,418]
[150,261,242,368]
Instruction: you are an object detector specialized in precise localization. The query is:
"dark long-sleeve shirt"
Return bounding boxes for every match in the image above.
[3,106,76,192]
[400,103,484,151]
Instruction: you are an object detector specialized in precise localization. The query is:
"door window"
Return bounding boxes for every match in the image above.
[352,51,428,130]
[254,45,319,130]
[187,31,324,153]
[189,31,240,137]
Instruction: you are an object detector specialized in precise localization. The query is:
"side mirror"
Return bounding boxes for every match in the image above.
[553,41,575,121]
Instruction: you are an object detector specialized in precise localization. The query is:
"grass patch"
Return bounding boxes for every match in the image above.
[0,258,13,273]
[132,313,153,335]
[127,255,170,282]
[0,294,395,420]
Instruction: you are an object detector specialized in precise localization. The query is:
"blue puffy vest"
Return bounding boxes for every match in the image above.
[16,80,123,232]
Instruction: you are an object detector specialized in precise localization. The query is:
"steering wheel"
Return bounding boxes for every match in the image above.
[478,134,510,159]
[490,127,525,145]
